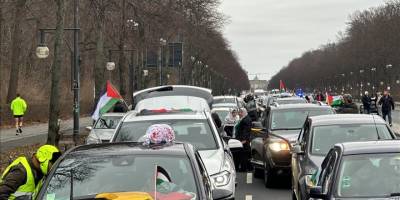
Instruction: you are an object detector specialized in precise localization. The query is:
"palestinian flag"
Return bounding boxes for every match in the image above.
[326,93,342,107]
[92,81,123,120]
[279,80,286,92]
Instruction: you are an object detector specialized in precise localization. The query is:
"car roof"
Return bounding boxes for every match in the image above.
[271,103,331,110]
[68,142,191,157]
[123,111,207,122]
[212,107,232,111]
[100,112,126,117]
[310,114,386,126]
[336,140,400,155]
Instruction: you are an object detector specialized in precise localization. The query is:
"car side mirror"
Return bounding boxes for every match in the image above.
[292,144,304,155]
[309,186,326,199]
[228,139,243,149]
[85,126,93,131]
[212,189,233,200]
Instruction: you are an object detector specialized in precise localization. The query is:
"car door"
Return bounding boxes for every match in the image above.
[318,149,339,198]
[292,120,311,193]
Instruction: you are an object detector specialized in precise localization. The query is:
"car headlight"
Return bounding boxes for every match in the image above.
[86,133,102,144]
[269,140,290,152]
[212,171,231,187]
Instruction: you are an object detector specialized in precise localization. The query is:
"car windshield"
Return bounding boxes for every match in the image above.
[337,153,400,198]
[135,96,210,112]
[311,124,393,156]
[270,109,333,130]
[94,116,122,129]
[41,154,198,200]
[114,119,218,150]
[213,98,235,104]
[214,110,229,121]
[276,99,307,105]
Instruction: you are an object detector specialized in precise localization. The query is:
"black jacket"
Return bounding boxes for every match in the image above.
[0,158,43,200]
[379,95,395,113]
[236,115,252,149]
[337,102,359,114]
[362,95,371,108]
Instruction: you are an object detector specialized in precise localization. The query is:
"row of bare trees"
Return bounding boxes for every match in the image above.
[269,0,400,99]
[0,1,249,131]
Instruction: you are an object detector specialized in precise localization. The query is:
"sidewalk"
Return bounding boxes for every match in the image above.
[0,117,92,152]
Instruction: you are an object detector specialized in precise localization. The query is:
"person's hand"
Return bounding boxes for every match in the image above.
[241,140,247,144]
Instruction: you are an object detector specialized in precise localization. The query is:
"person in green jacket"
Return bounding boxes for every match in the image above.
[10,94,27,135]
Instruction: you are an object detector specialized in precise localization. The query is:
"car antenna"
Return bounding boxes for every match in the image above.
[372,115,381,139]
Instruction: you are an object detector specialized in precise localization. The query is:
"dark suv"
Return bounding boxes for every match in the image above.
[291,114,397,200]
[250,104,335,187]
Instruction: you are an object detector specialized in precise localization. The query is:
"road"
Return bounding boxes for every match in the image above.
[235,172,290,200]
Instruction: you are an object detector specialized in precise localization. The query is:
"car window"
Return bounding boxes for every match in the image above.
[213,98,236,104]
[114,119,218,150]
[41,155,198,200]
[311,124,393,156]
[135,96,210,112]
[336,153,400,198]
[214,110,229,121]
[276,99,307,104]
[270,108,333,130]
[94,116,122,129]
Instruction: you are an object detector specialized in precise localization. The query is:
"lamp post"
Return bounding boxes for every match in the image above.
[159,38,167,85]
[36,0,80,142]
[371,67,377,93]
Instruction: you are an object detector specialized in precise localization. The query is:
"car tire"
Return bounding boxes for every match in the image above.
[263,164,275,188]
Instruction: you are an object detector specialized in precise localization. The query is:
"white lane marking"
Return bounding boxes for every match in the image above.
[246,172,253,184]
[245,195,253,200]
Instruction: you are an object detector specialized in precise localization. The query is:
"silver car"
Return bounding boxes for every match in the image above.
[110,111,241,199]
[86,113,125,144]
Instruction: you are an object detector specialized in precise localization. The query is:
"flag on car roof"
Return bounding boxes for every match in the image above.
[279,80,286,92]
[92,81,123,120]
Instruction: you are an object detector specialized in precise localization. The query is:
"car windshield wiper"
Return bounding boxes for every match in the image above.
[390,193,400,197]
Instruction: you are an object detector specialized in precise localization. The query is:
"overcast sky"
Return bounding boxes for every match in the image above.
[220,0,384,81]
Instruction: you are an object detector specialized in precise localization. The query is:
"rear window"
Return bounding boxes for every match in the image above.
[115,119,218,150]
[311,124,393,155]
[94,116,122,129]
[213,98,236,104]
[270,108,334,130]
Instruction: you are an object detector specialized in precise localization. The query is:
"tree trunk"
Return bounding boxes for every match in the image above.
[118,0,126,97]
[47,0,65,146]
[6,0,27,103]
[94,1,106,104]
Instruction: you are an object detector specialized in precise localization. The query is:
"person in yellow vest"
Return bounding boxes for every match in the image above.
[10,94,27,135]
[0,145,61,200]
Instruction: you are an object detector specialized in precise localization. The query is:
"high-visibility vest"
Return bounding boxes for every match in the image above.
[0,157,36,200]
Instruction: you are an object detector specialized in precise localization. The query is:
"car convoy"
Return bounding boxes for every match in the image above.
[34,86,398,200]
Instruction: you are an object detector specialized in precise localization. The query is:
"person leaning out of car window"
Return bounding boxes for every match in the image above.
[235,108,252,172]
[0,145,61,200]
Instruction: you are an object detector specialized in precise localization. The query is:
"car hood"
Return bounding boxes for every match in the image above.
[271,129,301,143]
[92,129,115,141]
[198,149,224,175]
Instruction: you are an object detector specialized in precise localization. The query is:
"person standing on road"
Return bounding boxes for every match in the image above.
[235,108,252,172]
[10,94,27,135]
[362,91,371,114]
[0,145,61,200]
[379,90,395,126]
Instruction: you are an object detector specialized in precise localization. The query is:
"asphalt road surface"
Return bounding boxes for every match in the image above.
[235,172,290,200]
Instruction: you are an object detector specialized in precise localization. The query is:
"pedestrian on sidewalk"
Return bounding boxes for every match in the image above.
[10,94,27,135]
[379,90,395,126]
[362,91,371,114]
[0,145,61,200]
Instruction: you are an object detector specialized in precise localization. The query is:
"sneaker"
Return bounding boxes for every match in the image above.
[16,129,20,135]
[18,127,22,133]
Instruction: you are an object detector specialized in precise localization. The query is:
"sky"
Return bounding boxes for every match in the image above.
[220,0,384,81]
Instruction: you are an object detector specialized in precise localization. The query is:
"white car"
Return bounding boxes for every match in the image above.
[110,111,240,199]
[86,112,125,144]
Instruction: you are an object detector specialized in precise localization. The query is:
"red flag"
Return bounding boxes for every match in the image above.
[106,80,123,99]
[279,80,286,92]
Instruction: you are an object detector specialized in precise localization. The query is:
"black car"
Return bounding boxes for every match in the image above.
[250,104,335,187]
[291,114,397,200]
[36,142,225,200]
[309,140,400,200]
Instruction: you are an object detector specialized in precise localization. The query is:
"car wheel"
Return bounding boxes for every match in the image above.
[263,164,275,187]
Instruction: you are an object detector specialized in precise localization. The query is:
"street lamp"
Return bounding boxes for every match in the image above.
[36,45,50,59]
[106,62,116,71]
[159,38,167,85]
